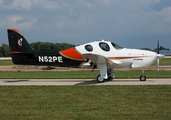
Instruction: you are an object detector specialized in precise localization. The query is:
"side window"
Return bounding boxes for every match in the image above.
[85,45,93,52]
[99,42,110,51]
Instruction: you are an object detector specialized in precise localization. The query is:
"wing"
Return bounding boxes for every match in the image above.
[81,53,133,69]
[82,54,117,80]
[82,53,132,80]
[83,54,115,66]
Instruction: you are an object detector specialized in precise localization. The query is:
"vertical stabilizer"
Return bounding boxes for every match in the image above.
[7,29,33,53]
[7,29,35,64]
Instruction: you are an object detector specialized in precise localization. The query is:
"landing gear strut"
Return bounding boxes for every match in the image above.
[96,68,114,83]
[139,68,146,81]
[106,68,114,81]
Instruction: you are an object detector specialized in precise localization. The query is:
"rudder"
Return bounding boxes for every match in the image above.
[7,29,33,53]
[7,29,35,64]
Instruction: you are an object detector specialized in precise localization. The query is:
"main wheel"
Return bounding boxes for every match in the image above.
[139,75,146,81]
[105,76,113,81]
[97,75,105,83]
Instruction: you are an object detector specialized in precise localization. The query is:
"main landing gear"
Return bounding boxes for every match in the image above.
[139,68,146,81]
[97,75,104,83]
[97,68,114,83]
[97,68,146,83]
[97,75,114,83]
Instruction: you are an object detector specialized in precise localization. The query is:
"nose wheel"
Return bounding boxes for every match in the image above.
[139,75,146,81]
[140,69,146,81]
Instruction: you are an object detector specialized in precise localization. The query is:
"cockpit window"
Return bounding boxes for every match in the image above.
[85,45,93,52]
[99,42,110,51]
[111,42,123,50]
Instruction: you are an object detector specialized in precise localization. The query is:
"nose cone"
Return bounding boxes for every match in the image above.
[147,51,158,65]
[138,50,157,68]
[150,51,158,58]
[157,54,165,59]
[129,49,158,68]
[140,49,157,59]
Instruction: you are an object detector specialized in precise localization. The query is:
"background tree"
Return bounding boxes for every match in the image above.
[140,48,152,51]
[30,42,75,52]
[153,46,170,52]
[0,43,10,57]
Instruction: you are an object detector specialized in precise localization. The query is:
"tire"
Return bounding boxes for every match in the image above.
[97,75,105,83]
[105,76,113,81]
[139,75,146,81]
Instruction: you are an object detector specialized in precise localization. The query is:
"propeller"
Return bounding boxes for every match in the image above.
[156,40,165,71]
[157,40,159,54]
[157,40,160,71]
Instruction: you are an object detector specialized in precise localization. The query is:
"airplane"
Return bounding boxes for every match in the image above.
[7,29,165,83]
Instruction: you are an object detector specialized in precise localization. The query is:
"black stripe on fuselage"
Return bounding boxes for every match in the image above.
[11,51,85,68]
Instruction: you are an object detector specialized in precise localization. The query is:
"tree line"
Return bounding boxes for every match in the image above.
[30,42,75,52]
[0,42,75,57]
[141,46,170,52]
[0,42,170,57]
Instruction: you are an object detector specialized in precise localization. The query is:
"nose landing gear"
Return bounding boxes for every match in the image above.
[139,69,146,81]
[139,75,146,81]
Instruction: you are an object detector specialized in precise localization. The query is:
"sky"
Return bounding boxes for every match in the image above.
[1,0,171,49]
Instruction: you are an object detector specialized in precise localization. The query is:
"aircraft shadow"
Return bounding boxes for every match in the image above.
[75,79,100,85]
[4,80,29,83]
[75,79,146,85]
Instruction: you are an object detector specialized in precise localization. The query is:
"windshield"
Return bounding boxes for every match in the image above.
[111,42,123,50]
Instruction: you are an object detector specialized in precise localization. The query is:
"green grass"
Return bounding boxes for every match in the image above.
[0,59,171,119]
[0,71,171,79]
[0,60,14,66]
[152,58,171,65]
[0,85,171,119]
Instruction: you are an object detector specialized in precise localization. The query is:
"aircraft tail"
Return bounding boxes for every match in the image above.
[7,29,35,64]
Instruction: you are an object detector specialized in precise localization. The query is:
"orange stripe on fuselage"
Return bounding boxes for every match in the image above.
[60,48,84,61]
[9,51,20,54]
[108,56,148,60]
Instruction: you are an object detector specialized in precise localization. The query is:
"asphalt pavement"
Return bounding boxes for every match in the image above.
[0,79,171,85]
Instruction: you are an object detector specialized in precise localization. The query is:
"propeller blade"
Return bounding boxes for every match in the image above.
[157,40,160,71]
[157,58,159,72]
[157,40,159,54]
[156,40,165,71]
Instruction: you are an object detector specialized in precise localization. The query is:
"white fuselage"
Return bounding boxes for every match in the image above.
[76,40,157,69]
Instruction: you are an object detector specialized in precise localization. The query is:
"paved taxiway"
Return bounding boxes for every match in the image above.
[0,79,171,85]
